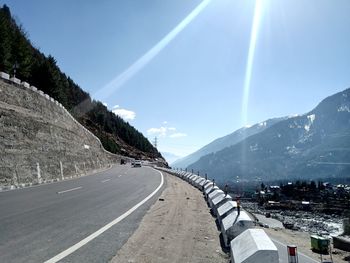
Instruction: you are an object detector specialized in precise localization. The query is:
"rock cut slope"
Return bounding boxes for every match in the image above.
[0,78,119,187]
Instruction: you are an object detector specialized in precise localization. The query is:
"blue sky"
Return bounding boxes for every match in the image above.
[4,0,350,159]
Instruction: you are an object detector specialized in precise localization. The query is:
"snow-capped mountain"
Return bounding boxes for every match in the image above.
[171,117,287,168]
[188,88,350,184]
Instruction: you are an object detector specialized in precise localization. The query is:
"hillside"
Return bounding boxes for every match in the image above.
[188,88,350,184]
[0,4,160,160]
[172,117,286,168]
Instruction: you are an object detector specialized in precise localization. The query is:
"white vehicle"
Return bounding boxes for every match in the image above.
[133,160,142,167]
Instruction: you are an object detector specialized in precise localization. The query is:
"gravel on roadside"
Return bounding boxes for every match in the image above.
[110,172,229,263]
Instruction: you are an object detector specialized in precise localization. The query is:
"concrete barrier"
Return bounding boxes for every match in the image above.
[199,179,210,191]
[221,210,255,247]
[333,236,350,252]
[211,194,232,216]
[195,177,205,189]
[208,189,224,207]
[217,201,237,226]
[30,86,38,91]
[189,175,198,184]
[21,81,30,88]
[191,175,199,185]
[0,72,10,80]
[10,77,21,84]
[182,172,189,178]
[203,181,213,191]
[157,168,280,263]
[230,229,278,263]
[185,173,192,181]
[205,185,219,199]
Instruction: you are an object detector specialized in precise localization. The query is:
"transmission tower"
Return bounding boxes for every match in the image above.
[153,136,158,149]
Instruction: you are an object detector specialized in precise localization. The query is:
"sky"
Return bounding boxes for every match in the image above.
[3,0,350,160]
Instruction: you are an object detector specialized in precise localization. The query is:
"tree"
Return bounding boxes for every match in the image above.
[0,5,160,158]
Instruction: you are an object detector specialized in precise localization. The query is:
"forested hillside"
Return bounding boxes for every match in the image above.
[0,5,160,158]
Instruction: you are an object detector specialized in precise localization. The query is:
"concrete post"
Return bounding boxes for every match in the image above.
[37,162,42,184]
[83,162,86,174]
[60,161,64,180]
[75,164,78,175]
[287,245,298,263]
[343,218,350,235]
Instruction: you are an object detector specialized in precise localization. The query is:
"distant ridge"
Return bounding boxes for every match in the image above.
[172,117,287,168]
[188,88,350,184]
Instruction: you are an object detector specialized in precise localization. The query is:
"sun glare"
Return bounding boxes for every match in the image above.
[96,0,211,101]
[241,0,264,126]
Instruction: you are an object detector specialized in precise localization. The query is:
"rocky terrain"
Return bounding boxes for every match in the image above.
[243,201,343,237]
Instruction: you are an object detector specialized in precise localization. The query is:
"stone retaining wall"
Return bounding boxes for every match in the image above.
[0,76,121,189]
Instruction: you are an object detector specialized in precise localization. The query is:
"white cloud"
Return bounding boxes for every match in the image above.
[163,121,168,124]
[112,108,136,120]
[113,105,120,109]
[102,102,108,107]
[169,133,187,138]
[147,124,186,138]
[147,127,168,137]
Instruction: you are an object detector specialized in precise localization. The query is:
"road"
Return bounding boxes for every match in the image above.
[0,165,164,263]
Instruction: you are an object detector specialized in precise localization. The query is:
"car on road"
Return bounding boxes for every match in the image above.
[133,160,142,167]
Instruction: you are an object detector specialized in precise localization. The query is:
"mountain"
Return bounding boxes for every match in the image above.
[172,117,287,168]
[188,88,350,184]
[0,5,161,160]
[161,152,182,164]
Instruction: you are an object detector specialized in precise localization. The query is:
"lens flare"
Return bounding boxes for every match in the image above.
[96,0,211,100]
[241,0,264,126]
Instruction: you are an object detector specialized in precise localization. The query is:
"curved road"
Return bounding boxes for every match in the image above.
[0,165,164,263]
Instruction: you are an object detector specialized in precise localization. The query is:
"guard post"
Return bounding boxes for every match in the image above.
[287,245,298,263]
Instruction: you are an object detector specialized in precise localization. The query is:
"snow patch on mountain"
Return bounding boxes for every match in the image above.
[286,145,300,155]
[338,105,350,112]
[304,114,316,132]
[250,143,259,151]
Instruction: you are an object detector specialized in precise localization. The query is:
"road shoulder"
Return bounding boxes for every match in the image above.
[110,172,229,263]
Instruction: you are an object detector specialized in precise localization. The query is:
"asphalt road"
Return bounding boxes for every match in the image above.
[0,165,164,263]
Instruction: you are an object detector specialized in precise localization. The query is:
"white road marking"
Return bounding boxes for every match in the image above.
[271,238,319,263]
[57,187,82,194]
[101,179,110,183]
[45,169,164,263]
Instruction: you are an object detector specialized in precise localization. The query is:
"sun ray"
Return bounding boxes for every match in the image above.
[241,0,264,126]
[96,0,211,101]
